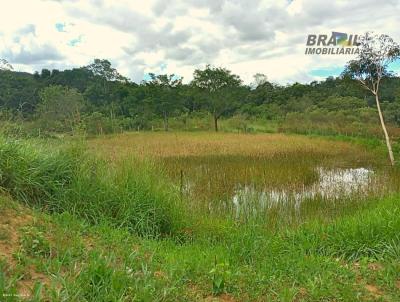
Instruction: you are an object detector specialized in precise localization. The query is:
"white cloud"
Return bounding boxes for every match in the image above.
[0,0,399,84]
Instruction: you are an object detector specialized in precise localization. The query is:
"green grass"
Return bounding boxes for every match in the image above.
[0,136,185,238]
[0,134,399,301]
[0,193,399,301]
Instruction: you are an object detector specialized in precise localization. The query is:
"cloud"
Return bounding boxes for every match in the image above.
[1,44,64,64]
[0,23,64,65]
[0,0,398,83]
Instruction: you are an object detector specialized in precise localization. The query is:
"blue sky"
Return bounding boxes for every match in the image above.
[309,66,344,78]
[310,59,400,80]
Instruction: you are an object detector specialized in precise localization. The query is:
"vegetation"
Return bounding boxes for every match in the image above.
[0,137,184,237]
[343,32,400,165]
[0,133,399,301]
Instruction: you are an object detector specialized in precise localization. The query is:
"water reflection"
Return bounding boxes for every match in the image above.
[232,167,375,216]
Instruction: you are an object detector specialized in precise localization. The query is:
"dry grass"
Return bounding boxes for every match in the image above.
[89,132,378,163]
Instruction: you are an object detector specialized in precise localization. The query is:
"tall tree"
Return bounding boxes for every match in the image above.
[252,73,269,89]
[145,73,183,131]
[84,59,128,109]
[343,32,400,166]
[192,65,242,131]
[85,59,128,83]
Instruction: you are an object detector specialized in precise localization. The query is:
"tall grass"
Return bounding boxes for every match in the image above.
[0,136,184,237]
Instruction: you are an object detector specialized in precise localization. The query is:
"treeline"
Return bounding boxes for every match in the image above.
[0,59,400,137]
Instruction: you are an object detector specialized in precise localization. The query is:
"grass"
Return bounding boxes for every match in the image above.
[0,193,399,301]
[89,132,399,226]
[0,136,185,237]
[0,132,399,300]
[89,131,382,160]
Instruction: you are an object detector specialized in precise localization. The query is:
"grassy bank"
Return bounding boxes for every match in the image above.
[1,192,399,301]
[0,134,400,301]
[0,137,185,238]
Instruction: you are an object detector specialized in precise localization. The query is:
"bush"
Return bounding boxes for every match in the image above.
[0,137,184,237]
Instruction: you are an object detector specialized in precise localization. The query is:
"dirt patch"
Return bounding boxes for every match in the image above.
[0,199,52,298]
[18,266,51,297]
[367,262,383,271]
[0,203,33,267]
[187,283,237,302]
[294,287,308,301]
[365,284,382,297]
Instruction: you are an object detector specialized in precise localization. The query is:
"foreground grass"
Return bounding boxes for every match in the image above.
[1,134,400,301]
[1,193,399,301]
[0,137,185,237]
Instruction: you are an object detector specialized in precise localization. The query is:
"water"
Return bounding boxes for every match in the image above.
[231,167,376,217]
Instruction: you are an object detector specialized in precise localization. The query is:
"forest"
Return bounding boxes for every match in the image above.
[1,58,400,138]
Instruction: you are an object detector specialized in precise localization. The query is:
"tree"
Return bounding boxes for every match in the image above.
[37,85,84,132]
[252,73,268,89]
[84,59,129,109]
[85,59,128,83]
[0,59,13,71]
[247,75,275,106]
[192,65,242,131]
[145,73,183,131]
[0,71,39,116]
[343,32,400,165]
[40,69,51,79]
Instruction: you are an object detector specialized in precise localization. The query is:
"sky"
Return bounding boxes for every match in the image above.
[0,0,399,85]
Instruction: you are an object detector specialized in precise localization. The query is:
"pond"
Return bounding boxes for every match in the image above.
[161,155,398,223]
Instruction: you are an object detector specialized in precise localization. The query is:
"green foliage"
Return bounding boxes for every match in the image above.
[192,65,244,131]
[0,137,185,237]
[0,70,40,116]
[145,73,184,131]
[209,261,231,295]
[0,137,77,206]
[1,57,400,139]
[37,85,84,133]
[20,226,51,258]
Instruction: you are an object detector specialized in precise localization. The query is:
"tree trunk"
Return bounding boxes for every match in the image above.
[163,112,169,131]
[214,115,218,132]
[375,93,395,166]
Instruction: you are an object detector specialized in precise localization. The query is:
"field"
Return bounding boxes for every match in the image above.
[1,132,400,301]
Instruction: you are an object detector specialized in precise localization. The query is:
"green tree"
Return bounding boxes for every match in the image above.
[85,59,128,83]
[84,59,128,109]
[192,65,242,131]
[37,85,84,132]
[146,73,183,131]
[0,70,39,116]
[343,32,400,165]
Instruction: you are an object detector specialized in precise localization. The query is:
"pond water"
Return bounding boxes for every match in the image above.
[231,167,376,217]
[162,155,398,222]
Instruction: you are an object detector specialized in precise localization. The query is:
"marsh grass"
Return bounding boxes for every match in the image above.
[90,132,399,228]
[89,132,381,161]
